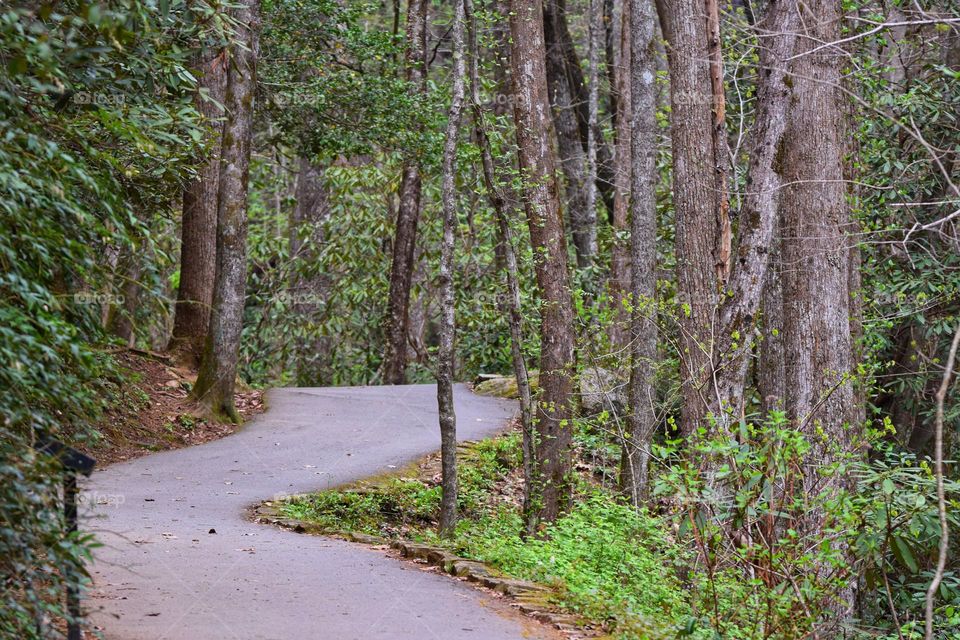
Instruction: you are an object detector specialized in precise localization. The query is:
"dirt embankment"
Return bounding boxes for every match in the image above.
[87,349,264,465]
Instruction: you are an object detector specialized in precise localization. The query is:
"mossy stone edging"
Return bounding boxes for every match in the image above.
[251,501,602,636]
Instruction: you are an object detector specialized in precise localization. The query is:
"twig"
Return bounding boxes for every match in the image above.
[925,321,960,639]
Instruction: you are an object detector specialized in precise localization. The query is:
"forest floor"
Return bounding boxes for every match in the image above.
[82,384,555,640]
[85,349,264,465]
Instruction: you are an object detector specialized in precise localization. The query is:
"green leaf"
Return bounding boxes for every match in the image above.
[891,535,918,573]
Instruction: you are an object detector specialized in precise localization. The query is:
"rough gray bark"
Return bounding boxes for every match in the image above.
[436,0,468,537]
[619,0,659,506]
[657,0,721,436]
[781,0,856,462]
[543,0,594,268]
[382,0,428,385]
[705,0,800,424]
[171,50,227,363]
[758,236,785,415]
[191,0,259,423]
[780,0,858,620]
[468,4,536,534]
[510,0,577,524]
[290,157,333,386]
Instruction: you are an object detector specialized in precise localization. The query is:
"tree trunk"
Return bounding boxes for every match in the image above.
[781,0,856,459]
[543,0,594,268]
[382,0,428,385]
[191,0,259,423]
[171,49,227,364]
[585,0,602,267]
[106,247,142,347]
[510,0,577,525]
[607,3,632,351]
[619,0,658,506]
[543,0,617,222]
[290,157,333,386]
[468,3,536,535]
[780,0,858,620]
[437,0,467,537]
[657,0,720,436]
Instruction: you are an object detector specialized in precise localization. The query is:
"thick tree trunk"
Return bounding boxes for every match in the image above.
[543,0,594,267]
[780,0,858,620]
[171,50,227,364]
[509,0,577,524]
[290,157,333,386]
[607,5,632,351]
[619,0,658,506]
[657,0,720,436]
[382,0,428,385]
[436,0,467,537]
[468,4,536,535]
[781,0,856,459]
[191,0,259,423]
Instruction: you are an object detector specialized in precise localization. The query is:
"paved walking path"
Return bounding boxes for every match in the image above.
[85,384,548,640]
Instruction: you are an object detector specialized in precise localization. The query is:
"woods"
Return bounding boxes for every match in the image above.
[2,0,960,638]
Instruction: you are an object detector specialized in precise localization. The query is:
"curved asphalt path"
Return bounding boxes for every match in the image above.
[84,384,548,640]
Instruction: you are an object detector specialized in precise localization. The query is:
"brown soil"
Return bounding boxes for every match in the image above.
[85,349,264,466]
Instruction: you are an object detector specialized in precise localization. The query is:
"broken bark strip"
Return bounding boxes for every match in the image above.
[705,0,732,283]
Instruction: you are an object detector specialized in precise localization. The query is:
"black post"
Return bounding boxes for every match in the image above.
[35,437,95,640]
[64,471,81,640]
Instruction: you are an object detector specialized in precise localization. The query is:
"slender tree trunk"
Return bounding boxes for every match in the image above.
[608,3,632,351]
[382,0,428,385]
[510,0,577,524]
[437,0,468,537]
[468,3,536,535]
[585,0,603,266]
[657,0,720,436]
[171,50,227,364]
[106,247,142,347]
[290,157,333,386]
[543,0,617,221]
[543,0,594,268]
[619,0,658,506]
[191,0,260,423]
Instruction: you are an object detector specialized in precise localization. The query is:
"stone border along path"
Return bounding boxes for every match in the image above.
[252,467,599,637]
[83,384,562,640]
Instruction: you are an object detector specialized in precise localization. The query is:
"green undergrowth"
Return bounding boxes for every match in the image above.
[280,433,697,639]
